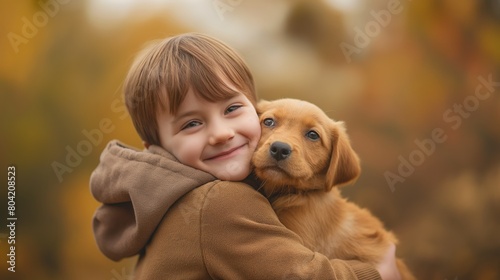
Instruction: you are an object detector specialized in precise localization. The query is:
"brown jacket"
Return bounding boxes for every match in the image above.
[91,140,381,279]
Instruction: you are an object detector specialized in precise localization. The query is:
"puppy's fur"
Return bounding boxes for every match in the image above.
[252,99,415,279]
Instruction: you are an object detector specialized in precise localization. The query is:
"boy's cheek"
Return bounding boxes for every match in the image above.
[250,120,262,143]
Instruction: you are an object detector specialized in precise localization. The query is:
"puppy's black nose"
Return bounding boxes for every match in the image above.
[270,141,292,161]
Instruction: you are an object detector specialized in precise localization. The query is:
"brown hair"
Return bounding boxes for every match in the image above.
[124,33,257,145]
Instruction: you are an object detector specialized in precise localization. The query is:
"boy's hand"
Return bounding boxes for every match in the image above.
[376,243,402,280]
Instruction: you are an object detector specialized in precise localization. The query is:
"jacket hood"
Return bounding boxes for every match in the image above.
[90,140,215,261]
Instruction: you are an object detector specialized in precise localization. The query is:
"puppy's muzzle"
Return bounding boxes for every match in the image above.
[270,141,292,161]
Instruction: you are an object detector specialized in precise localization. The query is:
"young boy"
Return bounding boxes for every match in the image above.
[90,33,399,279]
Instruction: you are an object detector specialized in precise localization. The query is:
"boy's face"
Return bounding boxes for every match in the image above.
[157,88,261,181]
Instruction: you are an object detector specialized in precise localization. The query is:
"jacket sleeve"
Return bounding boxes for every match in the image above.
[200,181,382,280]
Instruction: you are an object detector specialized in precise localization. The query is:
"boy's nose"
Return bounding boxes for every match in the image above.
[208,122,235,145]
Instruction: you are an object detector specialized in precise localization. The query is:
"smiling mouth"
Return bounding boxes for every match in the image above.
[205,144,245,161]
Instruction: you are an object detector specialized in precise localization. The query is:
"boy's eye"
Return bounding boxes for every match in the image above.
[263,118,275,127]
[181,120,202,130]
[225,104,242,114]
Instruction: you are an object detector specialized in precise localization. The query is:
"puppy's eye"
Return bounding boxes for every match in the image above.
[263,118,275,127]
[306,130,320,141]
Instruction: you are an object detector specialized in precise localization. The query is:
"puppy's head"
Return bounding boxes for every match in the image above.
[252,99,360,196]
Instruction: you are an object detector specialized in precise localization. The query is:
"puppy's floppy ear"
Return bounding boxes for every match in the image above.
[256,99,271,115]
[325,121,361,191]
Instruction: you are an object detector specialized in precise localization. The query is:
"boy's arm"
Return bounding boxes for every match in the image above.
[200,181,382,280]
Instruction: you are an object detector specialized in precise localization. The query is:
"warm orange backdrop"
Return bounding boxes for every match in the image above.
[1,1,499,279]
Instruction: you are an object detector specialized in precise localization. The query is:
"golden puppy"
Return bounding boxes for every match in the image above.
[252,98,415,279]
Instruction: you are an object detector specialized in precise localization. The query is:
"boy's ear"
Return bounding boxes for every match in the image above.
[143,141,150,149]
[325,121,361,191]
[256,99,271,115]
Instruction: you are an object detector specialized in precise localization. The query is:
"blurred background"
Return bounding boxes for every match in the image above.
[1,0,499,279]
